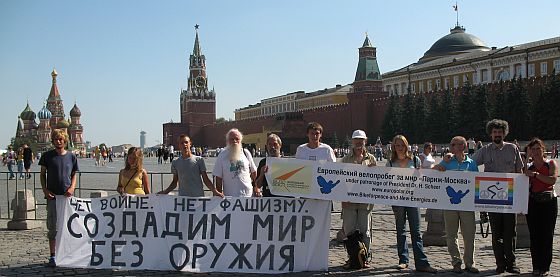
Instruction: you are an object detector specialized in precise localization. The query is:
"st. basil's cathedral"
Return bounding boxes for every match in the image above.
[15,69,86,155]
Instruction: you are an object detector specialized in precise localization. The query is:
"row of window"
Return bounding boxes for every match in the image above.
[237,95,340,120]
[387,59,560,94]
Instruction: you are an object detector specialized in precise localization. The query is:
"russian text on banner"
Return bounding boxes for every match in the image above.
[55,195,330,273]
[265,158,529,213]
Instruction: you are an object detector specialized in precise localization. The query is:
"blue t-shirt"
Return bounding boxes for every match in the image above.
[39,150,79,195]
[438,156,479,172]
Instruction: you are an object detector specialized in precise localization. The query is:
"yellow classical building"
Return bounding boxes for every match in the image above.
[382,25,560,95]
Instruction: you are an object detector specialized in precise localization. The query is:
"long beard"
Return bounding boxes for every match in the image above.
[227,144,242,161]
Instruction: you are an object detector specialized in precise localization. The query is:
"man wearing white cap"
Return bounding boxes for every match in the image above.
[342,130,377,263]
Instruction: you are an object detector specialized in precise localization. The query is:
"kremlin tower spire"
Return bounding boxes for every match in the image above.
[192,24,202,56]
[353,33,382,93]
[165,24,216,147]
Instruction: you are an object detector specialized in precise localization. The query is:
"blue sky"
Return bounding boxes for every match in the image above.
[1,0,559,148]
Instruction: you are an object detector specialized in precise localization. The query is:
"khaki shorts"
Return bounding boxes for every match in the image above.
[46,199,57,240]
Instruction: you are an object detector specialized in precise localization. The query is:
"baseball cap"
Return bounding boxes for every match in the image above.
[351,130,367,139]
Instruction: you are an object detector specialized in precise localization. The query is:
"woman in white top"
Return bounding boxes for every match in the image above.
[419,142,436,169]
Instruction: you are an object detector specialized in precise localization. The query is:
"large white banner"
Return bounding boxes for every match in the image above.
[265,158,529,213]
[55,195,331,273]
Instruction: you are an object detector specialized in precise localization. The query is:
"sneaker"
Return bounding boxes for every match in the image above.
[540,271,549,276]
[417,265,438,274]
[496,266,506,274]
[532,270,541,276]
[465,266,480,274]
[47,257,56,267]
[507,266,521,274]
[452,264,463,274]
[397,263,409,270]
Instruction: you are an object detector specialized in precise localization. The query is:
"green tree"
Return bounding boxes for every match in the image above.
[455,84,474,137]
[425,92,443,143]
[413,93,427,144]
[400,91,415,141]
[471,86,490,140]
[505,78,531,140]
[381,94,402,142]
[543,72,560,138]
[490,82,507,120]
[440,89,457,141]
[531,87,548,138]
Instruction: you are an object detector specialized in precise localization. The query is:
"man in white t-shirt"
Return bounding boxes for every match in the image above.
[213,128,258,197]
[295,122,336,162]
[467,138,476,155]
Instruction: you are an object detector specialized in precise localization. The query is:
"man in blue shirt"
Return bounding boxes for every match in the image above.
[434,136,479,273]
[39,129,79,267]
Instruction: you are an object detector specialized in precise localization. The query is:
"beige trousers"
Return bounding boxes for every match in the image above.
[443,210,476,268]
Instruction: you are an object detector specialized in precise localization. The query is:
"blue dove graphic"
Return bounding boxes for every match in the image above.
[446,186,470,204]
[317,176,340,194]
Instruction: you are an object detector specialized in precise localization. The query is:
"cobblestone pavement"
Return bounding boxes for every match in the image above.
[1,206,559,276]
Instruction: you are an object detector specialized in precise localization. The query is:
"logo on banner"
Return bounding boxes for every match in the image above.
[446,186,470,204]
[474,177,513,205]
[271,164,312,194]
[317,176,340,194]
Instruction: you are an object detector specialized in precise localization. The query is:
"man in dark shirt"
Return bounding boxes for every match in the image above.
[22,144,33,179]
[255,133,283,197]
[39,129,79,267]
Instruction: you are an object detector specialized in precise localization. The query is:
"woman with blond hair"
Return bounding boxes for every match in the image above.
[387,135,436,273]
[117,147,150,195]
[524,138,557,276]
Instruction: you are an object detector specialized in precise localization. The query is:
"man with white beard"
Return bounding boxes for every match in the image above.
[213,128,258,197]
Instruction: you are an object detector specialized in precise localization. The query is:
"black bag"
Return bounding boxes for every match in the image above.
[343,229,368,269]
[530,191,556,203]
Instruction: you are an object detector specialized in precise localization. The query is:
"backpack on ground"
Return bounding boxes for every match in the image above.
[343,229,368,269]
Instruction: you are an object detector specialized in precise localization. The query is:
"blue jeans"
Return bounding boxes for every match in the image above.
[7,162,15,179]
[17,161,24,178]
[392,206,430,267]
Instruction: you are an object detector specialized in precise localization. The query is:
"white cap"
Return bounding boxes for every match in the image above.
[351,130,367,139]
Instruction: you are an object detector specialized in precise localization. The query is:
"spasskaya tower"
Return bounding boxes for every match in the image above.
[163,25,216,147]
